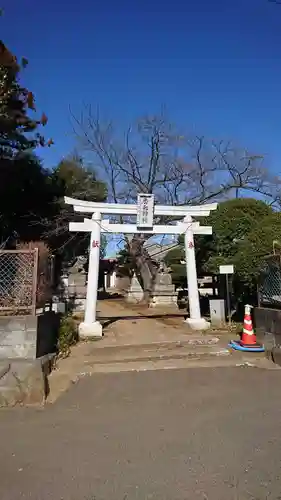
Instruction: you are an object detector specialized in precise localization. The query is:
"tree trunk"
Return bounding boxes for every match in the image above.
[129,236,158,305]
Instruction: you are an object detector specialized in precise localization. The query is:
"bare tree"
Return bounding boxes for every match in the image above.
[71,107,280,303]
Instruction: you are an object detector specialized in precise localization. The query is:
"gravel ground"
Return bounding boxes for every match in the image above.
[0,367,281,500]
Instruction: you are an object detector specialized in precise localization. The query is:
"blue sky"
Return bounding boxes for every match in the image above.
[2,0,281,170]
[2,0,281,256]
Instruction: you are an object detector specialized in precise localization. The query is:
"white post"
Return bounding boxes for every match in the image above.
[104,272,108,291]
[79,211,103,338]
[110,271,116,289]
[184,215,210,330]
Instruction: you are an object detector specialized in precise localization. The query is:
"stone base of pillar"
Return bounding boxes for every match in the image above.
[149,291,178,308]
[78,321,103,339]
[185,317,210,331]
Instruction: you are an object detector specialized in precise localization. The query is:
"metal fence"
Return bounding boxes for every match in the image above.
[0,249,55,315]
[259,254,281,307]
[0,249,38,315]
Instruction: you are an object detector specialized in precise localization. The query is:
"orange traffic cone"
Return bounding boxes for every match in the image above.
[240,304,257,346]
[229,304,264,352]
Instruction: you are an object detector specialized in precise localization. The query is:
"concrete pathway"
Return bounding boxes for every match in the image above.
[95,299,202,347]
[1,367,281,499]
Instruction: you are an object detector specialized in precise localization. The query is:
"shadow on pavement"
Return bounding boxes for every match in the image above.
[97,291,123,300]
[98,313,188,328]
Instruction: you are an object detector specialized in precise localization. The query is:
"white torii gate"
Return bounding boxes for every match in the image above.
[65,195,217,338]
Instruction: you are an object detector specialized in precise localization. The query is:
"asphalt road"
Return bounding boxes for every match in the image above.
[1,367,281,500]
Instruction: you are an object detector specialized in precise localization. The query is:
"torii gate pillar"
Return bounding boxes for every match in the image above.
[79,212,103,339]
[184,215,210,330]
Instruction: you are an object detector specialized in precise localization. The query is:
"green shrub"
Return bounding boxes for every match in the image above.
[57,314,78,359]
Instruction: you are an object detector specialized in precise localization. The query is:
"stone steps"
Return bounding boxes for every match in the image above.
[75,345,269,375]
[73,334,270,375]
[83,344,230,366]
[93,334,220,350]
[74,337,233,375]
[78,356,258,375]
